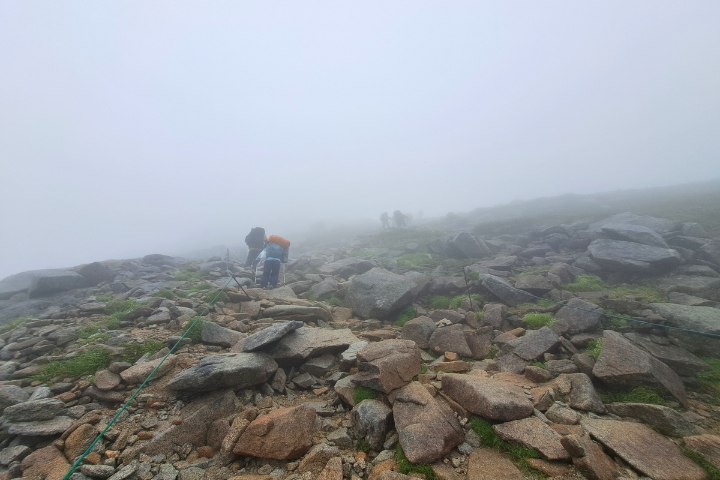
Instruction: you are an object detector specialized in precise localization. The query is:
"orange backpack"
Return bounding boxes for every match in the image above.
[268,235,290,248]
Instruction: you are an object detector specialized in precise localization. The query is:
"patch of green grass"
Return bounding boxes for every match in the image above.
[186,283,212,292]
[530,362,546,369]
[517,265,551,277]
[523,313,555,329]
[204,290,229,303]
[32,348,112,382]
[475,311,485,322]
[355,439,372,453]
[395,445,442,480]
[587,339,603,360]
[428,296,451,309]
[105,299,138,315]
[393,307,417,327]
[601,311,631,329]
[78,324,100,339]
[487,345,499,359]
[104,317,121,330]
[95,293,114,303]
[466,270,480,281]
[469,417,543,477]
[609,285,669,303]
[682,448,720,480]
[396,253,440,269]
[449,294,484,309]
[353,386,382,404]
[328,296,343,307]
[697,358,720,403]
[0,316,32,333]
[174,270,209,282]
[181,317,204,343]
[565,275,606,292]
[121,340,166,363]
[152,289,176,300]
[599,386,668,406]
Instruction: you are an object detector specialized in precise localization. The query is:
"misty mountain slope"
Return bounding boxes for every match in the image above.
[0,208,719,479]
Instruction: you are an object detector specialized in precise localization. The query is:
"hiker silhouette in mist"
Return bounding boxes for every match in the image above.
[380,212,390,229]
[244,227,267,267]
[393,210,407,228]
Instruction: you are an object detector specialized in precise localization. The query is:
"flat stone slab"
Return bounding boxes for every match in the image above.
[441,374,533,421]
[260,306,332,323]
[684,434,720,470]
[650,303,720,336]
[581,418,706,480]
[166,353,277,391]
[466,448,524,480]
[268,327,360,363]
[507,326,560,361]
[8,415,73,436]
[493,417,570,461]
[606,402,699,437]
[242,320,305,352]
[588,239,682,273]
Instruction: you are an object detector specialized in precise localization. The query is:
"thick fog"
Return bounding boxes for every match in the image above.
[1,1,719,279]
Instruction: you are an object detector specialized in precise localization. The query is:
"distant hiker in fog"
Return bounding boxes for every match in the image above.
[393,210,407,228]
[258,235,290,289]
[380,212,390,229]
[244,227,267,267]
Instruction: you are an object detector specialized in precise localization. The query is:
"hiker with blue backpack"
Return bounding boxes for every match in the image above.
[256,235,290,289]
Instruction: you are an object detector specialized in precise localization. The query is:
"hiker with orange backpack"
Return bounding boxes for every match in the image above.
[257,235,290,289]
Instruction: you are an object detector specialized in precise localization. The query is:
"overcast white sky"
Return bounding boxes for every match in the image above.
[1,1,719,279]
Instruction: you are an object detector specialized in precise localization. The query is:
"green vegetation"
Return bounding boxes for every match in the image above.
[327,296,343,307]
[601,311,631,330]
[565,275,606,292]
[587,339,603,360]
[428,294,484,310]
[353,386,382,404]
[530,362,546,369]
[105,299,138,326]
[449,294,484,309]
[682,448,720,480]
[487,345,499,359]
[475,311,485,322]
[428,296,452,309]
[697,358,720,404]
[33,348,112,382]
[152,289,176,300]
[78,324,100,339]
[517,265,551,277]
[95,293,114,303]
[609,285,669,303]
[523,313,555,329]
[104,317,121,330]
[599,386,667,406]
[393,307,417,327]
[0,316,31,333]
[355,439,372,453]
[121,340,166,363]
[469,417,545,478]
[395,445,441,480]
[181,317,204,343]
[396,253,440,269]
[466,270,480,281]
[173,270,209,282]
[204,289,229,303]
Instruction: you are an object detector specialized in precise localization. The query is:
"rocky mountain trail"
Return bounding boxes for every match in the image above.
[0,211,719,479]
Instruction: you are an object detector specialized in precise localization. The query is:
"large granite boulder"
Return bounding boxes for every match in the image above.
[393,382,464,464]
[119,355,177,384]
[554,298,603,333]
[650,303,720,337]
[77,262,117,286]
[506,327,560,361]
[234,405,316,460]
[345,268,416,319]
[351,400,392,451]
[444,232,492,259]
[267,327,360,363]
[494,417,570,461]
[601,224,669,248]
[588,213,679,234]
[658,275,720,301]
[260,305,333,323]
[353,340,421,394]
[592,331,688,407]
[480,275,534,306]
[606,403,699,437]
[3,399,64,422]
[588,239,682,273]
[700,239,720,265]
[318,257,376,278]
[624,332,709,377]
[581,418,706,480]
[201,321,246,347]
[514,275,554,296]
[428,324,473,357]
[166,353,277,391]
[400,316,436,348]
[441,374,534,421]
[242,320,304,352]
[1,269,86,300]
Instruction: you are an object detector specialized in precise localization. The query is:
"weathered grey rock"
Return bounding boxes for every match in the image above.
[0,384,29,413]
[3,398,64,422]
[606,403,699,437]
[298,443,340,474]
[588,213,679,234]
[120,355,177,384]
[582,418,706,480]
[0,445,31,466]
[80,464,116,478]
[465,448,524,480]
[545,403,580,425]
[318,257,376,278]
[351,400,392,450]
[480,275,534,306]
[242,320,304,352]
[514,275,554,295]
[506,327,560,361]
[302,353,336,377]
[651,303,720,337]
[555,298,603,333]
[260,305,332,323]
[292,372,318,389]
[345,268,416,319]
[268,327,360,363]
[142,254,175,266]
[545,359,578,375]
[166,353,277,391]
[700,239,720,265]
[153,464,178,480]
[624,332,709,377]
[0,269,89,299]
[429,309,464,324]
[326,427,353,450]
[8,415,73,436]
[445,232,491,259]
[561,433,623,480]
[93,369,122,391]
[494,417,570,461]
[428,324,473,357]
[400,316,436,348]
[495,353,528,374]
[334,375,356,406]
[588,239,682,273]
[353,339,421,394]
[482,303,506,328]
[668,291,716,306]
[564,373,605,413]
[441,374,534,421]
[393,382,464,464]
[201,321,246,347]
[592,331,688,407]
[78,262,118,286]
[309,277,338,299]
[601,224,669,248]
[659,275,720,301]
[339,341,368,370]
[684,434,720,470]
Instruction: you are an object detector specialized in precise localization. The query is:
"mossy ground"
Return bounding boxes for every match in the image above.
[523,313,555,329]
[393,307,418,327]
[353,386,382,405]
[469,417,545,478]
[32,348,112,382]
